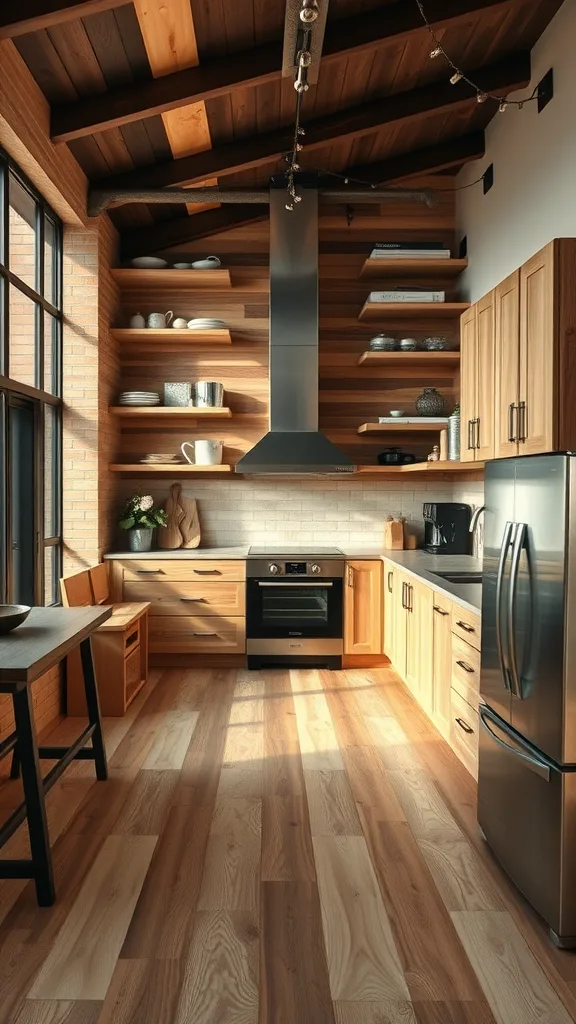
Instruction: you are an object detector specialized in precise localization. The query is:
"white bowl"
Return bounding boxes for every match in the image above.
[191,258,221,270]
[389,410,406,418]
[130,256,168,269]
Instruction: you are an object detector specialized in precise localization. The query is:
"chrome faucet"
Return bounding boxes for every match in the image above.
[469,505,486,536]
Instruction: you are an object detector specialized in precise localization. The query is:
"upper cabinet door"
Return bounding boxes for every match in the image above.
[519,243,555,455]
[494,271,520,459]
[475,291,496,462]
[460,306,477,463]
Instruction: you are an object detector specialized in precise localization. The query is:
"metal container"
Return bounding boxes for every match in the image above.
[193,381,224,407]
[128,528,153,552]
[448,407,461,460]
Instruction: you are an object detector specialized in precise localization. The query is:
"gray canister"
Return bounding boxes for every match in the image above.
[448,406,461,461]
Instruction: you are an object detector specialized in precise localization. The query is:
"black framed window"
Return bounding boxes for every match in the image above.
[0,146,63,606]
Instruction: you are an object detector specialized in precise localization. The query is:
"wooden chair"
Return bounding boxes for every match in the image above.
[60,565,150,717]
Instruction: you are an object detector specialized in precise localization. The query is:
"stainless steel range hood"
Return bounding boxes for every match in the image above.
[235,185,354,475]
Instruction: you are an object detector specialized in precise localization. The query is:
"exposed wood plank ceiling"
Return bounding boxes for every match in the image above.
[10,0,564,247]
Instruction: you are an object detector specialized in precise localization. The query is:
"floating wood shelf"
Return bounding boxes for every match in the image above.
[355,462,485,475]
[110,464,233,474]
[357,350,460,367]
[110,407,232,419]
[111,328,232,345]
[360,258,468,279]
[111,268,232,288]
[358,421,449,434]
[358,301,470,322]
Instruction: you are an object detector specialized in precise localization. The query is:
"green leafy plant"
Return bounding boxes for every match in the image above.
[119,493,168,531]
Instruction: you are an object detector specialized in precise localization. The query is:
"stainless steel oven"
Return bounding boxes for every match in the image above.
[246,548,344,668]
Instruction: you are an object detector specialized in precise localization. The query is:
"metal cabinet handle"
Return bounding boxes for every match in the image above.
[406,584,413,612]
[193,569,222,575]
[347,566,353,587]
[508,402,517,443]
[433,605,449,616]
[455,620,475,634]
[179,597,206,602]
[401,581,407,608]
[456,659,475,674]
[474,417,480,450]
[467,419,474,450]
[136,569,165,574]
[192,631,218,637]
[387,571,393,593]
[518,401,527,442]
[455,717,474,735]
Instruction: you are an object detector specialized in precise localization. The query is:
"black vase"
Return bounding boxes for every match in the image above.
[415,387,446,416]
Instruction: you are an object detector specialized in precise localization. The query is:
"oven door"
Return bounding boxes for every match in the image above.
[247,577,343,639]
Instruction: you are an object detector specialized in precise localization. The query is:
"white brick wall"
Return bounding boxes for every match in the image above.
[115,478,456,549]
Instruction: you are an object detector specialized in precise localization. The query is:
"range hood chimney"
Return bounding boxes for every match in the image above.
[235,184,355,475]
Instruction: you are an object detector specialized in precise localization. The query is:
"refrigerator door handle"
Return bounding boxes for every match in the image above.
[508,521,527,701]
[479,706,551,782]
[496,521,515,691]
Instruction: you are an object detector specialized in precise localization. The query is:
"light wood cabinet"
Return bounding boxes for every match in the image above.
[383,561,396,661]
[450,688,479,780]
[344,560,383,655]
[459,292,495,462]
[494,270,520,458]
[405,578,433,714]
[431,593,452,739]
[391,569,409,676]
[519,244,555,455]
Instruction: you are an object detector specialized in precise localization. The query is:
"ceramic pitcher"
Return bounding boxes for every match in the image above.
[147,310,174,329]
[181,440,223,466]
[129,312,146,328]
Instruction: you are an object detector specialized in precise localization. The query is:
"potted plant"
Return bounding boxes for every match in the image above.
[119,493,168,552]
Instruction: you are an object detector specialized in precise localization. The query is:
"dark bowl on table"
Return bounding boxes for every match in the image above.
[0,605,31,634]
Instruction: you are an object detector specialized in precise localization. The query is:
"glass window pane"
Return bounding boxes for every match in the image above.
[45,215,60,307]
[44,404,59,537]
[9,284,38,387]
[9,175,38,289]
[44,310,60,395]
[9,401,36,606]
[44,545,59,606]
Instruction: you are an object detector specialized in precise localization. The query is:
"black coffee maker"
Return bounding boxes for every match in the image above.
[423,502,471,554]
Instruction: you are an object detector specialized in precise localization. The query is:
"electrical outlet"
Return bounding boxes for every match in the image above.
[537,68,553,112]
[483,164,494,194]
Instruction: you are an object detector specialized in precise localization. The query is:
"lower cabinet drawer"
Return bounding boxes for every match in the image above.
[450,688,479,779]
[121,559,246,582]
[451,634,481,711]
[451,607,481,651]
[148,615,246,654]
[124,580,245,616]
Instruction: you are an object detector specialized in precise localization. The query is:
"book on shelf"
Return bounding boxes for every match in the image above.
[369,249,451,259]
[367,290,446,303]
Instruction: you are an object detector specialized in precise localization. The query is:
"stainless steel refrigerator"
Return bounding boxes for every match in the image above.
[478,453,576,948]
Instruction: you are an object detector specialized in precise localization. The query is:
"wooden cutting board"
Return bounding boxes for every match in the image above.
[179,494,201,549]
[158,482,185,549]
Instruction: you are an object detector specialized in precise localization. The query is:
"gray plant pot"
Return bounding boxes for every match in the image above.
[128,528,154,552]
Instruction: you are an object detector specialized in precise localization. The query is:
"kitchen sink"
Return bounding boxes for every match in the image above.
[430,571,482,585]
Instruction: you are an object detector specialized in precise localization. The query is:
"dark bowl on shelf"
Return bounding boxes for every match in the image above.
[0,605,31,635]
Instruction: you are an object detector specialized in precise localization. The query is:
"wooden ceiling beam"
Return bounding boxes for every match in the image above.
[121,205,270,259]
[99,53,530,193]
[50,0,515,143]
[0,0,132,39]
[120,131,485,258]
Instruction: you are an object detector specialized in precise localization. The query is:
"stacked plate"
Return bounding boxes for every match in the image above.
[119,391,160,406]
[140,453,181,465]
[187,318,226,330]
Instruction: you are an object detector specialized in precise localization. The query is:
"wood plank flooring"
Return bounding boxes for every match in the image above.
[2,666,576,1023]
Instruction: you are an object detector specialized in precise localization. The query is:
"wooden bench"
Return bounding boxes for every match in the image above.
[60,564,150,716]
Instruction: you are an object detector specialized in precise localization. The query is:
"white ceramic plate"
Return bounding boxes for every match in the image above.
[130,257,168,269]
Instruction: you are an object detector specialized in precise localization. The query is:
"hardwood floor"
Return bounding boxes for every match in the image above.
[2,666,576,1023]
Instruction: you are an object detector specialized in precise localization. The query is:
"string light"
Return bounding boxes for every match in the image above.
[415,0,538,110]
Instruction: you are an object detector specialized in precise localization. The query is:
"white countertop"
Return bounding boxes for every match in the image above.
[379,550,482,615]
[104,547,249,559]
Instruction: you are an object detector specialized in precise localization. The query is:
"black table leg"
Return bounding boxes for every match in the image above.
[10,749,20,779]
[11,687,55,906]
[79,637,108,781]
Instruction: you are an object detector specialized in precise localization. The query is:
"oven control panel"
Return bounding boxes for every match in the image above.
[247,559,344,578]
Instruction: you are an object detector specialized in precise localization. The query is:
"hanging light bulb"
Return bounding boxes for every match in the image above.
[477,91,488,103]
[429,46,442,58]
[294,65,309,92]
[286,202,294,211]
[300,1,319,23]
[450,71,463,84]
[499,99,508,112]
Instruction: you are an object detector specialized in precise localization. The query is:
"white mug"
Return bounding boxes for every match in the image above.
[172,317,188,329]
[181,439,223,466]
[147,310,174,329]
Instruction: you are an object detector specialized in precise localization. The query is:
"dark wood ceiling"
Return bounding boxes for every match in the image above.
[8,0,564,250]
